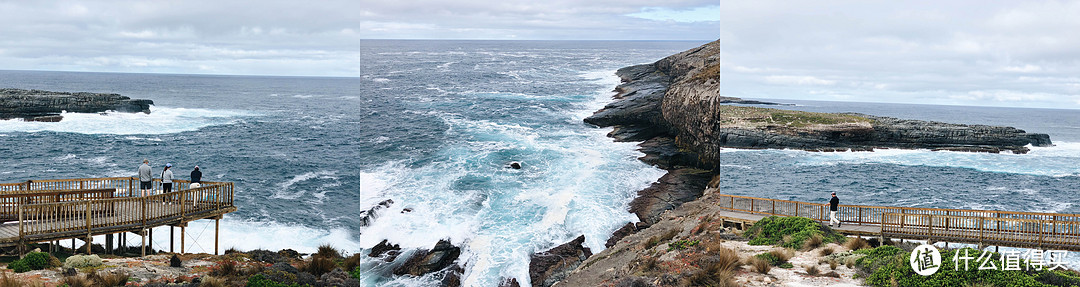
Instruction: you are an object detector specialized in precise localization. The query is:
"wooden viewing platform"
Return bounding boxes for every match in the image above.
[0,177,237,256]
[709,193,1080,251]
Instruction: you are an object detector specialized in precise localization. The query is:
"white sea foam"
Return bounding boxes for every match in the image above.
[273,171,339,200]
[795,142,1080,177]
[0,106,257,135]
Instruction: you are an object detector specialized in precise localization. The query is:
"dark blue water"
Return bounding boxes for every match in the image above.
[2,40,1079,285]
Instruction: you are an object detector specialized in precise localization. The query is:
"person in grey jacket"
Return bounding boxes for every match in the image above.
[162,163,174,193]
[138,159,152,197]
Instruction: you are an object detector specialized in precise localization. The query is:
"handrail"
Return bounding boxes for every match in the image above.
[879,212,1080,249]
[3,177,235,247]
[713,193,1080,226]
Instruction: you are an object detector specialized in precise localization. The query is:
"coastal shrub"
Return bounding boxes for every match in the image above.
[857,246,1071,287]
[24,252,50,270]
[745,216,844,249]
[844,237,870,251]
[779,262,793,269]
[62,254,103,269]
[805,265,820,276]
[246,274,305,287]
[7,260,30,273]
[200,276,227,287]
[667,240,700,251]
[48,255,63,268]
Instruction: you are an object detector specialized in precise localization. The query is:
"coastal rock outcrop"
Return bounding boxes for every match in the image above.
[0,88,154,121]
[529,235,593,287]
[587,39,1053,158]
[369,239,402,261]
[628,169,711,225]
[392,239,461,276]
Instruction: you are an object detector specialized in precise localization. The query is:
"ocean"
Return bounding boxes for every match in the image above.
[2,40,1079,286]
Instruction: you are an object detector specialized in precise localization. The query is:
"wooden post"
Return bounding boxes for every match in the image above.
[215,218,220,255]
[106,234,113,255]
[86,201,92,254]
[771,201,775,215]
[141,229,146,257]
[170,226,174,253]
[149,228,153,254]
[181,225,186,254]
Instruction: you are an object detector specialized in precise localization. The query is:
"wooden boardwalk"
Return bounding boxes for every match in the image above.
[0,177,237,255]
[710,194,1080,251]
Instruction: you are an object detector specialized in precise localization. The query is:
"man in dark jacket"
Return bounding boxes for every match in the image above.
[828,192,841,227]
[190,166,203,188]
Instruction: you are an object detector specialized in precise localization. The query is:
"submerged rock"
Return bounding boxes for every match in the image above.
[529,235,593,287]
[368,239,402,262]
[498,277,522,287]
[0,88,153,121]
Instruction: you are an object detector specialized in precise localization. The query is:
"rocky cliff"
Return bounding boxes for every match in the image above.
[0,88,154,122]
[585,40,1052,159]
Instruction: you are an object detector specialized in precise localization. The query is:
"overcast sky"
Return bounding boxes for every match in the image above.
[1,1,1078,108]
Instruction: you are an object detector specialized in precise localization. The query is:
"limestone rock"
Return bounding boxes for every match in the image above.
[0,88,153,121]
[529,235,593,287]
[392,239,460,276]
[628,169,711,225]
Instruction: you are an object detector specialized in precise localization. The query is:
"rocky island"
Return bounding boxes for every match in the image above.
[0,88,154,122]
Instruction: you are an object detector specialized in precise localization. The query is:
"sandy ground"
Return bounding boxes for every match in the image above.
[2,253,231,286]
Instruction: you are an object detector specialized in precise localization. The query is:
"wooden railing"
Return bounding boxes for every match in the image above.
[0,177,235,248]
[880,213,1080,249]
[713,194,1080,226]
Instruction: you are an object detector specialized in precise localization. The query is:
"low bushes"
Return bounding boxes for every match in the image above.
[855,245,1080,287]
[745,216,844,249]
[7,252,52,273]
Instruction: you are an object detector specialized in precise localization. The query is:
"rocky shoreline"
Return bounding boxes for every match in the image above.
[0,88,154,122]
[530,40,1058,286]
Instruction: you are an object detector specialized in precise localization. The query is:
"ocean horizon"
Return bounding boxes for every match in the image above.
[3,40,1080,285]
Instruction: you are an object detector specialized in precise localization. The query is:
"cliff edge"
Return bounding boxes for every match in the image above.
[0,88,154,122]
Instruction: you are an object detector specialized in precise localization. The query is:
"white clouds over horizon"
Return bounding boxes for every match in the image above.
[0,1,1079,108]
[717,0,1080,109]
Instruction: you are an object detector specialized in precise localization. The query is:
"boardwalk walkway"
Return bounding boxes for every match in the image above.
[709,194,1080,251]
[0,177,237,255]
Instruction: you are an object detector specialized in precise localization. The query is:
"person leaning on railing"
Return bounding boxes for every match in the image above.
[162,163,174,193]
[138,159,152,197]
[190,165,202,189]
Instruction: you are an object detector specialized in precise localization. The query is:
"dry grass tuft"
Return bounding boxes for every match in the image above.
[200,276,227,287]
[316,244,342,259]
[62,275,94,287]
[210,260,241,277]
[844,237,870,251]
[844,256,857,269]
[706,247,742,272]
[829,260,839,270]
[803,234,824,250]
[344,253,366,272]
[304,256,338,276]
[818,246,835,257]
[636,256,660,274]
[824,271,841,278]
[805,265,820,276]
[684,268,737,287]
[747,257,771,274]
[769,249,794,262]
[1,272,35,287]
[89,270,130,286]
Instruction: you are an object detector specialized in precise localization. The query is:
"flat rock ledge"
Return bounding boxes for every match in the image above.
[0,88,154,122]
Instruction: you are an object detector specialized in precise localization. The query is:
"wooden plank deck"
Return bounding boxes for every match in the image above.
[709,194,1080,251]
[0,177,237,254]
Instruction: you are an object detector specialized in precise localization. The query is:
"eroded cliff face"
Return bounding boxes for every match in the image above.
[0,89,154,121]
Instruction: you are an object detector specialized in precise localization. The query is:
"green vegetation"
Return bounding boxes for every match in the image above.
[62,254,103,269]
[7,252,51,273]
[247,274,306,287]
[714,105,870,128]
[745,216,845,249]
[667,240,700,251]
[856,246,1080,287]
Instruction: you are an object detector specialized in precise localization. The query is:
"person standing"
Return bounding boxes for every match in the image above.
[138,159,152,197]
[190,166,202,188]
[162,163,174,193]
[827,192,841,227]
